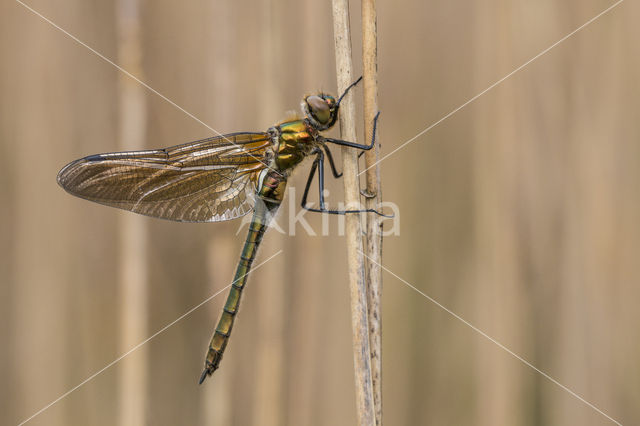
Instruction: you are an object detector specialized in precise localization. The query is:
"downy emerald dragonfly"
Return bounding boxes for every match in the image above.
[57,77,382,384]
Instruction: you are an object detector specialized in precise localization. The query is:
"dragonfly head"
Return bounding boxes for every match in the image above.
[303,94,338,131]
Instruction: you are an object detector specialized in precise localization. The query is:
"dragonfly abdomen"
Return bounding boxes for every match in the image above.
[199,196,274,383]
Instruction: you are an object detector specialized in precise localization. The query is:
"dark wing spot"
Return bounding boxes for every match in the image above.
[84,154,104,162]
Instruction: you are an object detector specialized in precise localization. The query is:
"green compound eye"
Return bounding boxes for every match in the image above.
[306,95,331,125]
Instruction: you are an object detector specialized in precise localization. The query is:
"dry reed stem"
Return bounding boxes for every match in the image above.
[331,0,375,425]
[116,0,148,424]
[361,1,383,424]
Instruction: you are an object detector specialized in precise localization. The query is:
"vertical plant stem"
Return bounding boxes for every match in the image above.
[253,1,285,424]
[331,1,375,425]
[361,1,383,424]
[116,0,148,424]
[201,2,234,424]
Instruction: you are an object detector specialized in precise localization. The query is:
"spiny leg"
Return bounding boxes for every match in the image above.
[321,111,381,151]
[323,144,342,178]
[300,149,322,211]
[301,148,386,216]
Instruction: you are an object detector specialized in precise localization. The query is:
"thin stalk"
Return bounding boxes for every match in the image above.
[253,1,285,423]
[361,0,383,424]
[116,0,148,425]
[331,1,375,425]
[201,3,234,423]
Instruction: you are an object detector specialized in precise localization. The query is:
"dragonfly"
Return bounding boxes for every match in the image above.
[57,77,382,384]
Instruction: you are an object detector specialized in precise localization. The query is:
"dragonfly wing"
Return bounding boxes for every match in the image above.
[57,132,272,222]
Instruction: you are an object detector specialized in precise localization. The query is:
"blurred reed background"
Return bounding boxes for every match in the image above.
[1,0,638,425]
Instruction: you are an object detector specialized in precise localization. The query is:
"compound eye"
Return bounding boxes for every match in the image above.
[307,95,330,124]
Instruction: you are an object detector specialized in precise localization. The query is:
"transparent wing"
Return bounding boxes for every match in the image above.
[57,132,272,222]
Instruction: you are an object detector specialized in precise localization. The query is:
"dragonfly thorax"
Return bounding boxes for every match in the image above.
[302,94,338,131]
[271,119,317,173]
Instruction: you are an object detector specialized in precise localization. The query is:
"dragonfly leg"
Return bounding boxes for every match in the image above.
[322,111,381,151]
[301,148,388,216]
[322,144,342,178]
[301,149,321,211]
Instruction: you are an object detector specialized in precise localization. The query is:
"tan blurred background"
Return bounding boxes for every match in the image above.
[1,0,638,425]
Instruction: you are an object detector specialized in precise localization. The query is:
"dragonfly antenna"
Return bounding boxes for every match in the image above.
[336,76,363,108]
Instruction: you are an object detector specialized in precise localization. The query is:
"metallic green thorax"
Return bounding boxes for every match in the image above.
[273,119,315,172]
